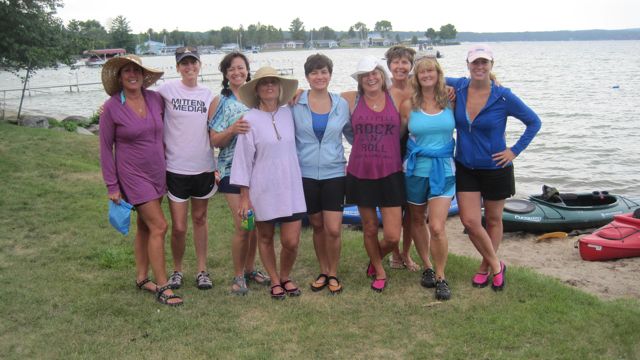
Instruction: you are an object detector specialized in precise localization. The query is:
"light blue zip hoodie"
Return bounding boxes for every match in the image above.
[446,77,542,170]
[292,91,353,180]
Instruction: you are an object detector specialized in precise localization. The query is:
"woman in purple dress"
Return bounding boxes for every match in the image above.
[99,55,182,306]
[230,67,304,299]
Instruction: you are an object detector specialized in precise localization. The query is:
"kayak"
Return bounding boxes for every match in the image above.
[499,186,640,233]
[342,196,459,226]
[579,212,640,261]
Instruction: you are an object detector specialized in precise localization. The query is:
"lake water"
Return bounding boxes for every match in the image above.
[2,41,639,197]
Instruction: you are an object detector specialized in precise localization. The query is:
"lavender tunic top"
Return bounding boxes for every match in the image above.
[230,106,306,221]
[99,89,167,205]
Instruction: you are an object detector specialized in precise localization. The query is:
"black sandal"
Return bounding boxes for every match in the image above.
[135,277,155,293]
[310,273,329,292]
[281,280,302,297]
[270,284,286,300]
[156,285,183,307]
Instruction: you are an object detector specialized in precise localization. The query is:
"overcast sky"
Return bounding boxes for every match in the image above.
[57,0,639,33]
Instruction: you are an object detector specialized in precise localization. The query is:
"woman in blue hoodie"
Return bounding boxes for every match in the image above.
[292,54,353,295]
[447,44,541,291]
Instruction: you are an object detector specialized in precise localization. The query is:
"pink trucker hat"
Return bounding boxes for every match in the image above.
[467,44,494,62]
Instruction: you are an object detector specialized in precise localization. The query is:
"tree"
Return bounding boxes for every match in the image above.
[109,15,135,52]
[353,22,368,40]
[374,20,392,38]
[425,27,438,43]
[439,24,457,43]
[219,26,236,44]
[0,0,71,119]
[411,35,418,45]
[289,17,306,41]
[347,26,356,38]
[317,26,336,40]
[66,19,108,54]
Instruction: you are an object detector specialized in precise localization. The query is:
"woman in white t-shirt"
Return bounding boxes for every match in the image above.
[156,46,217,291]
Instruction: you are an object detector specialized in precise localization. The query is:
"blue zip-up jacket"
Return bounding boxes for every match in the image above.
[292,91,353,180]
[446,77,541,170]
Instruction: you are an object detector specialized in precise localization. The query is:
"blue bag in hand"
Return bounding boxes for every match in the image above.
[109,199,134,235]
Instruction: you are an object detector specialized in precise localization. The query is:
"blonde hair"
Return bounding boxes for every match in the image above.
[410,57,449,111]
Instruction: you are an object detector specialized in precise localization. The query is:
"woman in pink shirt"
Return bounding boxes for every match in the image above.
[341,56,406,292]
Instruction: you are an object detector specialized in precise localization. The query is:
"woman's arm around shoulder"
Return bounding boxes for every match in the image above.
[399,98,413,138]
[340,91,358,114]
[335,96,354,144]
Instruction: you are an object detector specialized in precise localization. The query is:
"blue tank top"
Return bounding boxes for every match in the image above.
[406,107,455,177]
[311,110,329,142]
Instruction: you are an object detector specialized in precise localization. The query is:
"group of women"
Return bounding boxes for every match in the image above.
[99,44,541,306]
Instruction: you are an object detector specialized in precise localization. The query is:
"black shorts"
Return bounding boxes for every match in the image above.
[166,171,217,202]
[455,161,515,201]
[218,176,241,194]
[302,177,346,214]
[263,212,307,224]
[346,171,406,208]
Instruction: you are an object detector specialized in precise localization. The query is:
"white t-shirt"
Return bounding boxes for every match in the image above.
[157,80,216,174]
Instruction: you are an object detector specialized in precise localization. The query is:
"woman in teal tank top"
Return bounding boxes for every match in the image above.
[400,57,455,300]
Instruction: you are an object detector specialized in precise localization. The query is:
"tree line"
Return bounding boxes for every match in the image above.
[1,1,457,119]
[1,2,458,76]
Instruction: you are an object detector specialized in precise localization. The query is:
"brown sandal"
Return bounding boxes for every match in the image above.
[281,280,302,297]
[135,277,156,293]
[327,276,343,295]
[156,285,183,306]
[270,284,286,300]
[310,274,328,292]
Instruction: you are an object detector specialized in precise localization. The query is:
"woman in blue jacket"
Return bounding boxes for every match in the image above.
[292,54,353,295]
[447,44,541,291]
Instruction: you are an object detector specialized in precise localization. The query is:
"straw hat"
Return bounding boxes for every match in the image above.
[101,55,164,96]
[237,66,298,108]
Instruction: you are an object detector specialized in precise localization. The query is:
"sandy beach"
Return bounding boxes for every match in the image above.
[445,216,640,300]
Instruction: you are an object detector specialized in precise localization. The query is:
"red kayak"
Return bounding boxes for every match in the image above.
[579,211,640,261]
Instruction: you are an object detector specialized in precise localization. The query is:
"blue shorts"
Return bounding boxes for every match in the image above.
[405,175,456,205]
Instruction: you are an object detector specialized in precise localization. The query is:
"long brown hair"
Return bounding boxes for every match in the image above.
[410,57,449,111]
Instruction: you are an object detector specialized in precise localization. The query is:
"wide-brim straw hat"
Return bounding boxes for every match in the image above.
[101,55,164,96]
[237,66,298,108]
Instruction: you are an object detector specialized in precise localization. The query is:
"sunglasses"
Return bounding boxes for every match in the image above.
[175,46,198,55]
[257,78,280,86]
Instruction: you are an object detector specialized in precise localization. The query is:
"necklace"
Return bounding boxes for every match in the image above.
[269,108,282,141]
[122,91,146,116]
[364,93,384,110]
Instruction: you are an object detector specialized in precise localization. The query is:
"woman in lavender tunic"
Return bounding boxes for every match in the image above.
[230,67,304,300]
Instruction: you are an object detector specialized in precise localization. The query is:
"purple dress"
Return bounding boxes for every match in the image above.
[99,89,167,205]
[230,106,306,221]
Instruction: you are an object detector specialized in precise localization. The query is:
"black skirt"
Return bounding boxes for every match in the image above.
[346,171,406,208]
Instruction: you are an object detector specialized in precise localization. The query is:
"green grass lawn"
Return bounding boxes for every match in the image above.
[1,123,639,360]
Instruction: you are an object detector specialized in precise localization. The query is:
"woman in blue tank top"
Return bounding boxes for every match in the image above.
[400,57,455,300]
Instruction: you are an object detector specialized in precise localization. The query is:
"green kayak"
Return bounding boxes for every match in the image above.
[500,186,640,233]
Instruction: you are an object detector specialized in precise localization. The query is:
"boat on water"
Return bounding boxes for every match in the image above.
[82,48,126,67]
[417,45,443,59]
[498,186,640,233]
[578,210,640,261]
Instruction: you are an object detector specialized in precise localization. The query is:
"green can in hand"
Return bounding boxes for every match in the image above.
[242,210,255,231]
